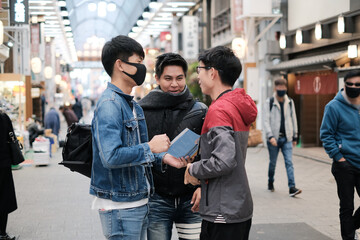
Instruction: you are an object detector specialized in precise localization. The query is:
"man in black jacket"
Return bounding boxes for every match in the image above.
[139,53,207,240]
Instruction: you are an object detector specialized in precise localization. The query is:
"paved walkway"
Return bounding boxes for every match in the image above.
[7,137,359,239]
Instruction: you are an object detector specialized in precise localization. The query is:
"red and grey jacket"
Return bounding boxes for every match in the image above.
[189,88,257,224]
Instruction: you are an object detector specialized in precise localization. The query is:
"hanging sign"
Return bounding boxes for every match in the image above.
[295,72,338,95]
[182,16,199,60]
[10,0,29,25]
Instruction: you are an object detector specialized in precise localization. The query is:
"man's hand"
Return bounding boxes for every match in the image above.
[269,137,277,146]
[149,134,170,153]
[338,157,346,162]
[292,141,297,147]
[184,163,200,186]
[191,188,201,212]
[162,154,187,169]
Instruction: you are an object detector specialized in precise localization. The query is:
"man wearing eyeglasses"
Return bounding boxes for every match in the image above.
[185,46,257,240]
[320,70,360,240]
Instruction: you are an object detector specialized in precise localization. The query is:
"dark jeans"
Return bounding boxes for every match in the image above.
[200,219,252,240]
[332,160,360,240]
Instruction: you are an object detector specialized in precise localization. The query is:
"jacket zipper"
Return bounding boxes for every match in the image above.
[205,179,209,206]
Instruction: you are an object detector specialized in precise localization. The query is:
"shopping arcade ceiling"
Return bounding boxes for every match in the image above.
[28,0,197,65]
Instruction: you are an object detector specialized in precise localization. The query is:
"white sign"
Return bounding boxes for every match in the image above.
[182,16,199,60]
[10,0,29,24]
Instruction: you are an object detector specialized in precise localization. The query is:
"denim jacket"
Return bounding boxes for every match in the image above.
[90,83,165,202]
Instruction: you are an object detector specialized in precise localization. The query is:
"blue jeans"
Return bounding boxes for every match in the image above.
[98,204,149,240]
[147,192,202,240]
[267,137,295,188]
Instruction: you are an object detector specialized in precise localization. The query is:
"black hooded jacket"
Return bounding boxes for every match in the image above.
[139,86,207,198]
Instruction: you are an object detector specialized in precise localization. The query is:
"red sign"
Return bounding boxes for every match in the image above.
[295,72,338,95]
[231,0,244,34]
[30,24,40,57]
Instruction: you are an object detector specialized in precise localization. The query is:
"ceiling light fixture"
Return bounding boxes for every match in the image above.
[315,22,322,40]
[88,3,97,12]
[107,3,116,12]
[279,33,286,49]
[98,2,107,17]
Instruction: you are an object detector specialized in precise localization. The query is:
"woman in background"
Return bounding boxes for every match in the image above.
[0,110,17,240]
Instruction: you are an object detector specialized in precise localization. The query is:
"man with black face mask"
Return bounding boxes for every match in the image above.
[320,70,360,240]
[263,78,301,197]
[90,35,187,240]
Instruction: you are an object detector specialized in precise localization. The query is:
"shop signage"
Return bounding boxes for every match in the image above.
[231,0,244,34]
[10,0,29,25]
[182,16,199,60]
[30,24,40,57]
[295,72,338,95]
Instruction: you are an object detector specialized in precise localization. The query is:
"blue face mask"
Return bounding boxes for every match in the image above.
[276,90,286,97]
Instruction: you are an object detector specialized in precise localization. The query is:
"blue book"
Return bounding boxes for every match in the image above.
[167,128,200,158]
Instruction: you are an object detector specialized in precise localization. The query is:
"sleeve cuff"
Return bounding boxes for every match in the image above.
[333,152,344,162]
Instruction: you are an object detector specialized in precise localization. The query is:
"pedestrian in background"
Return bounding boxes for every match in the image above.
[185,46,257,240]
[90,35,187,240]
[72,97,83,120]
[0,110,18,240]
[263,78,301,197]
[44,107,60,137]
[139,53,207,240]
[79,98,94,125]
[320,70,360,240]
[59,105,78,127]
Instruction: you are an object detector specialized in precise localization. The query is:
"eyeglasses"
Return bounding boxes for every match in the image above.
[196,66,212,74]
[345,81,360,87]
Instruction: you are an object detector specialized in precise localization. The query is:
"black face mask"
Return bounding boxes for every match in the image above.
[276,90,286,97]
[345,86,360,98]
[122,60,147,86]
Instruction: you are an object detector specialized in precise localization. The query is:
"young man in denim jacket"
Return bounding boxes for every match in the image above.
[320,70,360,240]
[90,35,186,240]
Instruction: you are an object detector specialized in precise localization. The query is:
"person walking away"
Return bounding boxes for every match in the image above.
[0,110,18,240]
[139,53,207,240]
[320,70,360,240]
[59,106,78,127]
[184,46,257,240]
[72,98,83,120]
[90,35,187,240]
[44,107,60,138]
[263,78,301,197]
[79,98,94,124]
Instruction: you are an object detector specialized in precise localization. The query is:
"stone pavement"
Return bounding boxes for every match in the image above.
[7,142,359,239]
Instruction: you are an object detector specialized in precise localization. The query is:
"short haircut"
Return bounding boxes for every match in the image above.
[274,78,287,86]
[155,53,188,78]
[198,46,242,87]
[101,35,145,77]
[344,70,360,82]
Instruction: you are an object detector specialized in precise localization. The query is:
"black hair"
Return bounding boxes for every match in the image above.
[101,35,145,77]
[198,46,242,87]
[274,78,287,86]
[155,53,188,77]
[344,70,360,82]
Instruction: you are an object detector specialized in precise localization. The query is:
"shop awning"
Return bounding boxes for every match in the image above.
[267,51,347,72]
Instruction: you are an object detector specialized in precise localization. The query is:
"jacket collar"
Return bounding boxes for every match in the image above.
[107,82,134,102]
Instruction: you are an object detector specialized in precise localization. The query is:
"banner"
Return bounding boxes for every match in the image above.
[295,72,338,95]
[182,16,199,60]
[10,0,29,25]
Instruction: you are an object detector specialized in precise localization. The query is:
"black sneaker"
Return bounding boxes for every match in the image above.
[354,207,360,229]
[289,187,302,197]
[268,182,274,192]
[0,234,16,240]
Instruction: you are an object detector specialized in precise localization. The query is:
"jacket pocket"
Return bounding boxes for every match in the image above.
[124,120,138,146]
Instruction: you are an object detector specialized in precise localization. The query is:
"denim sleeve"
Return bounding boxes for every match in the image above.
[94,100,155,169]
[152,152,167,172]
[320,104,343,161]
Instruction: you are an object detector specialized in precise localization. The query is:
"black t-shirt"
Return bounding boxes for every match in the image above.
[279,101,286,135]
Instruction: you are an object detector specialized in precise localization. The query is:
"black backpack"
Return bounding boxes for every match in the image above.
[60,123,92,178]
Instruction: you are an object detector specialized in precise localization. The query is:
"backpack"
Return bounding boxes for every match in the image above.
[60,123,92,178]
